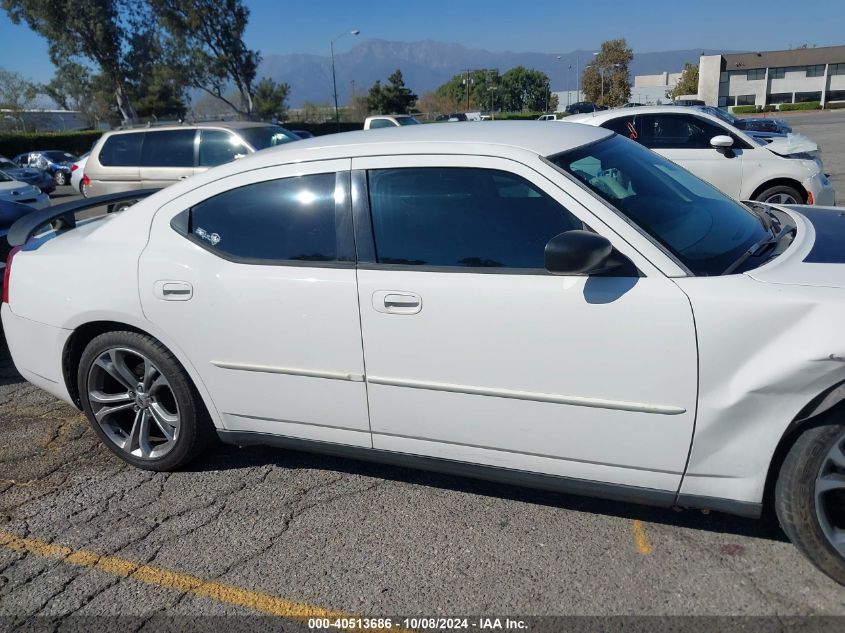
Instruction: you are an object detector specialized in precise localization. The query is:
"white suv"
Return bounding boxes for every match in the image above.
[3,122,845,585]
[565,105,835,206]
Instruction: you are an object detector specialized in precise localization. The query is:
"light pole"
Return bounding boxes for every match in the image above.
[331,29,360,130]
[488,86,497,118]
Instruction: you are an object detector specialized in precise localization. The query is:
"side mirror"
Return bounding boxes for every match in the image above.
[545,230,620,275]
[710,135,734,149]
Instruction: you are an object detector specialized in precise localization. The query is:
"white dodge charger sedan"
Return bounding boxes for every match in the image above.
[2,122,844,584]
[565,105,835,207]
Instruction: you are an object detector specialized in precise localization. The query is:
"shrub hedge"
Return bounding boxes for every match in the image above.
[731,105,758,114]
[778,101,821,111]
[0,130,104,157]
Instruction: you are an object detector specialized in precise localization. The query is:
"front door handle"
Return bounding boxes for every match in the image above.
[372,291,422,315]
[154,280,193,301]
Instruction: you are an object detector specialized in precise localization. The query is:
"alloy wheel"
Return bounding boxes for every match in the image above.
[815,431,845,557]
[764,192,798,204]
[86,347,180,459]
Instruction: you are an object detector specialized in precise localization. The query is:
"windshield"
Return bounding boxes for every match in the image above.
[0,160,18,170]
[236,126,299,151]
[396,117,421,126]
[698,106,738,126]
[550,135,769,276]
[42,151,77,162]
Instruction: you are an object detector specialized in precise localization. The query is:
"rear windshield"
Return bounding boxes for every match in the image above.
[42,151,78,162]
[236,126,299,151]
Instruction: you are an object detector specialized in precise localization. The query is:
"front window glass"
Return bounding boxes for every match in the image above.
[368,167,583,269]
[549,136,769,276]
[638,114,728,150]
[236,126,298,151]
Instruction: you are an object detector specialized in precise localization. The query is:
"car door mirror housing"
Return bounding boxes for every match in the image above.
[710,135,734,149]
[544,230,621,275]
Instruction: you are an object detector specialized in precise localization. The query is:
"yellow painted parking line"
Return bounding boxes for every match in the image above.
[0,530,409,631]
[631,520,653,555]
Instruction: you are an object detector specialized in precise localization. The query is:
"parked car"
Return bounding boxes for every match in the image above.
[83,122,300,204]
[70,153,88,196]
[537,114,562,121]
[673,98,705,106]
[565,105,834,205]
[364,115,421,129]
[693,105,791,141]
[622,102,645,108]
[0,155,56,194]
[4,122,845,585]
[447,112,469,122]
[565,101,606,114]
[0,170,49,211]
[13,150,79,186]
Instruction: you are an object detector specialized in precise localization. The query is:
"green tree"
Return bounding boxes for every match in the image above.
[668,63,699,100]
[152,0,260,116]
[435,69,499,111]
[252,77,291,120]
[0,68,38,130]
[2,0,142,121]
[367,69,417,114]
[500,66,552,112]
[581,39,633,107]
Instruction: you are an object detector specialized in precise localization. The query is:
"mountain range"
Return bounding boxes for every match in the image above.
[259,39,734,107]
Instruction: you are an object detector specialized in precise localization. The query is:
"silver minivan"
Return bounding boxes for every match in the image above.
[84,122,300,202]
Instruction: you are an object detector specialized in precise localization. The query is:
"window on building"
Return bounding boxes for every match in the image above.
[769,67,785,79]
[747,69,765,80]
[806,65,826,77]
[177,173,340,263]
[830,63,845,76]
[719,72,729,84]
[718,96,729,107]
[768,93,793,104]
[795,91,823,103]
[825,90,845,102]
[736,94,756,106]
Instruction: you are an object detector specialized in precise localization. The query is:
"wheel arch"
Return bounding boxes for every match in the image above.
[750,177,808,203]
[61,320,223,429]
[763,379,845,513]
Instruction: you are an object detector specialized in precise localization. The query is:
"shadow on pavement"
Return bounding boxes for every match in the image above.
[191,439,788,544]
[0,323,24,387]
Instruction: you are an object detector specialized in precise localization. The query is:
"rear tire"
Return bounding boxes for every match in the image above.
[54,171,68,186]
[775,422,845,585]
[78,331,214,471]
[755,184,803,205]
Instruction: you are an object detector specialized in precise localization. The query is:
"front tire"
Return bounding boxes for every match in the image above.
[755,184,803,205]
[78,331,213,471]
[775,422,845,585]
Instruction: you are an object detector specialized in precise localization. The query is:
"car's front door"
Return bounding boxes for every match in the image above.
[351,155,698,492]
[636,113,745,198]
[139,159,372,447]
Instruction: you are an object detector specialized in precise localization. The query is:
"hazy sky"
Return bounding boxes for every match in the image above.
[2,0,844,82]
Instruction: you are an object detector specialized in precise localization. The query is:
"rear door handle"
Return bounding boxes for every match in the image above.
[372,291,422,315]
[154,280,193,301]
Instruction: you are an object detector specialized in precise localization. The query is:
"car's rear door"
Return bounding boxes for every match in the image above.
[351,154,698,492]
[139,159,372,446]
[139,129,198,189]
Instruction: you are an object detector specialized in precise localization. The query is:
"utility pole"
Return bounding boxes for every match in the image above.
[462,69,473,111]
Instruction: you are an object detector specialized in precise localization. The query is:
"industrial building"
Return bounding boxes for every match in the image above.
[698,45,845,108]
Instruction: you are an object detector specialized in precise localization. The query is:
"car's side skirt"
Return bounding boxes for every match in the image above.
[216,430,762,518]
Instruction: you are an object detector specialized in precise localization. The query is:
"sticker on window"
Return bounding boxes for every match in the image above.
[194,226,221,246]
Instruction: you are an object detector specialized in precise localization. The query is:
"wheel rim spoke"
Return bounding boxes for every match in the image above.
[817,473,845,494]
[815,434,845,556]
[87,346,180,460]
[827,441,845,470]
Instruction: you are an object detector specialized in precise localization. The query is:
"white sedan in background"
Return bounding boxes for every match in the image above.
[565,105,835,206]
[0,169,49,210]
[2,122,845,585]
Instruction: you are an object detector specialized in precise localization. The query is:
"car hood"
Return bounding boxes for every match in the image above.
[764,133,818,157]
[2,167,44,181]
[747,206,845,289]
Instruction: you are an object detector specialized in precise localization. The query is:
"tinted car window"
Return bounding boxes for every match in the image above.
[369,119,396,129]
[368,167,583,269]
[98,133,144,167]
[601,116,638,139]
[140,130,196,168]
[182,173,339,263]
[638,114,727,150]
[237,126,298,150]
[198,130,248,167]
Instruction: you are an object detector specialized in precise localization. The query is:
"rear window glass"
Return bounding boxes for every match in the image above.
[98,133,143,167]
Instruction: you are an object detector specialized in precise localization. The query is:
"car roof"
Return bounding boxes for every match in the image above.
[565,105,715,122]
[263,121,611,159]
[103,121,283,136]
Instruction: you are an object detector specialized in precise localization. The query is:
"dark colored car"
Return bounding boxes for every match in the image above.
[565,102,606,114]
[692,106,790,141]
[447,113,469,122]
[13,150,79,186]
[0,155,56,194]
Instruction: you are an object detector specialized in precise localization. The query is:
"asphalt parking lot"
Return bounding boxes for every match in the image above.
[3,115,845,629]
